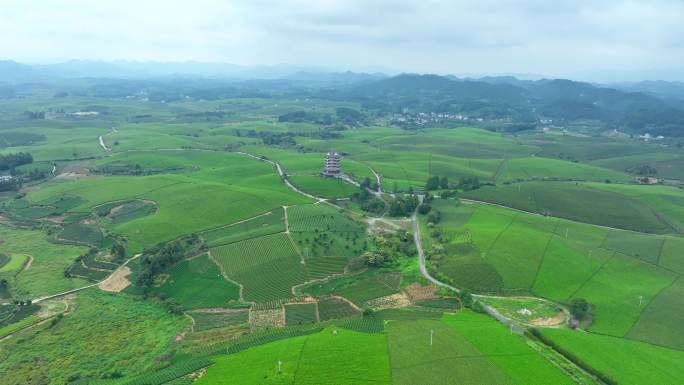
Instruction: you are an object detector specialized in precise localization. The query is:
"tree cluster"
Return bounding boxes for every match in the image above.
[0,152,33,171]
[388,195,418,217]
[136,234,204,290]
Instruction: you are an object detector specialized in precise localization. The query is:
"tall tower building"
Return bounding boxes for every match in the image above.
[323,151,341,176]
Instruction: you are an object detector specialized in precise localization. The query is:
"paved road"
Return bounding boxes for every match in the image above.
[411,200,524,334]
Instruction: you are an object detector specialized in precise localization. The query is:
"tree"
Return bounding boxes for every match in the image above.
[569,298,590,320]
[425,175,440,190]
[460,290,473,308]
[362,251,385,267]
[439,176,449,189]
[427,209,442,224]
[418,203,431,215]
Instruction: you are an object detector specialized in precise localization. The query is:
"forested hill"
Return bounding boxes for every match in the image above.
[347,74,684,136]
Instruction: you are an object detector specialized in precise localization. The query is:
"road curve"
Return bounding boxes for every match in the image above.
[411,200,524,334]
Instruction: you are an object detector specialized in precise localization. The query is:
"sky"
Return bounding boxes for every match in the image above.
[1,0,683,80]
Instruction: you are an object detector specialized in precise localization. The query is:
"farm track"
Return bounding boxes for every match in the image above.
[411,199,525,334]
[32,253,141,304]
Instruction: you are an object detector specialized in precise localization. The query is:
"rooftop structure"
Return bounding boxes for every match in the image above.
[322,151,341,176]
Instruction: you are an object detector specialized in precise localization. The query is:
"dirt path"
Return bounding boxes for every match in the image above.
[33,254,141,303]
[98,135,110,151]
[21,254,33,272]
[368,166,383,193]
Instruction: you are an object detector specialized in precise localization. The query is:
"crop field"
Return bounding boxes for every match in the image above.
[386,318,513,385]
[333,273,402,306]
[105,200,157,224]
[289,175,359,198]
[199,208,285,247]
[6,81,684,385]
[211,234,308,302]
[287,204,362,233]
[626,277,684,350]
[542,328,684,385]
[197,327,391,385]
[463,181,676,234]
[572,253,676,336]
[26,152,312,253]
[189,310,250,332]
[317,297,361,321]
[57,222,106,246]
[284,302,318,325]
[155,254,241,309]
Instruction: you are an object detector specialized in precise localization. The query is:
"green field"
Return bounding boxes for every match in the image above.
[463,181,678,234]
[542,328,684,385]
[211,233,307,302]
[0,290,189,384]
[5,83,684,384]
[284,302,319,325]
[155,254,241,309]
[199,208,285,247]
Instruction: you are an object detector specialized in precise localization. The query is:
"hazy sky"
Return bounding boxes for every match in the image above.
[1,0,683,79]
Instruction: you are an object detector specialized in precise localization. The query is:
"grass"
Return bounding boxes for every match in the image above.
[542,328,684,385]
[284,303,318,325]
[154,254,241,309]
[197,327,391,385]
[0,253,27,273]
[0,225,87,297]
[478,297,563,325]
[0,290,189,384]
[211,233,308,302]
[0,314,39,338]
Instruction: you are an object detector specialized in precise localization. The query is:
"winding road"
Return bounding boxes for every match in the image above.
[411,198,524,334]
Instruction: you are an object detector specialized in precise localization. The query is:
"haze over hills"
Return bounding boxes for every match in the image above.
[5,60,684,137]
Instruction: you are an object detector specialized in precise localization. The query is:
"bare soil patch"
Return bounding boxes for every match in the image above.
[98,265,132,292]
[366,293,411,310]
[405,283,438,301]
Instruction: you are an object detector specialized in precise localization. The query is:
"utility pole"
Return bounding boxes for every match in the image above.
[278,360,282,374]
[639,295,643,307]
[430,329,434,346]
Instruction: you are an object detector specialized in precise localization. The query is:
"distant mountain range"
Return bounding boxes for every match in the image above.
[2,60,684,136]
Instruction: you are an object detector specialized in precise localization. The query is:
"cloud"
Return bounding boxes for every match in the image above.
[0,0,683,78]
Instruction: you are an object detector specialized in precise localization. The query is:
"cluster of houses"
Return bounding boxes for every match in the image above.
[390,112,483,127]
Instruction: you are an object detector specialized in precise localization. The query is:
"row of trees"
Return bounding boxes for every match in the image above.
[425,175,482,191]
